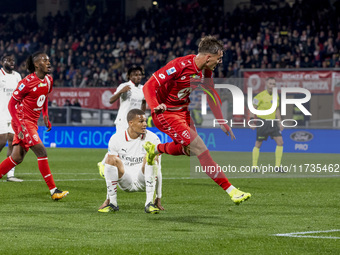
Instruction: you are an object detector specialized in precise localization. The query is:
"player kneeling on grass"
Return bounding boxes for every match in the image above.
[98,109,163,214]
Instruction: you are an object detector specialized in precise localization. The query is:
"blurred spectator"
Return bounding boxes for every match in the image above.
[72,99,82,123]
[0,1,338,88]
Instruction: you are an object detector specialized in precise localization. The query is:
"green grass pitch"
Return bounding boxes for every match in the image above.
[0,148,339,254]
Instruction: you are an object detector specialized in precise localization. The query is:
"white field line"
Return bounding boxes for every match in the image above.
[274,229,340,239]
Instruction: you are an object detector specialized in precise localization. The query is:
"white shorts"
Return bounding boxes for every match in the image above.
[0,120,14,134]
[118,167,145,192]
[115,121,128,133]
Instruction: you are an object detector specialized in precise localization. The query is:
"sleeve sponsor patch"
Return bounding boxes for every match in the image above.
[18,83,25,91]
[166,67,176,75]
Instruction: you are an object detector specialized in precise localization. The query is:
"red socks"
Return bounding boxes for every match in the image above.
[37,157,56,190]
[197,150,232,190]
[157,142,185,156]
[0,156,18,178]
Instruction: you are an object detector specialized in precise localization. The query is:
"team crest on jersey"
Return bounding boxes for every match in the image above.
[33,87,37,91]
[33,134,39,142]
[181,76,186,80]
[177,87,192,99]
[181,130,190,139]
[166,67,176,75]
[18,83,25,91]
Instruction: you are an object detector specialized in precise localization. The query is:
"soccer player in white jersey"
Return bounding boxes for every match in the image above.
[97,66,146,173]
[98,109,163,214]
[0,54,23,182]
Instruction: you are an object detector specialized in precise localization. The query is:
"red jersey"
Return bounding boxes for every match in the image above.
[143,54,213,110]
[12,73,53,124]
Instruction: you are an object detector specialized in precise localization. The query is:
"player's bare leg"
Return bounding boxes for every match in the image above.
[4,133,23,182]
[0,144,26,179]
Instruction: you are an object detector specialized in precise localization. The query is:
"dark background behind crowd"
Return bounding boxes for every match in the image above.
[0,0,339,88]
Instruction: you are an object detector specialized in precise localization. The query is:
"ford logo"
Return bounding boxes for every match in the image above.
[290,131,314,142]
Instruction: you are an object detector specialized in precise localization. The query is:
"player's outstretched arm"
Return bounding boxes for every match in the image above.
[206,88,235,140]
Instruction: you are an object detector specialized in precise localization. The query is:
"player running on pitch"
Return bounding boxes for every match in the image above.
[98,109,163,214]
[0,52,69,200]
[143,35,251,205]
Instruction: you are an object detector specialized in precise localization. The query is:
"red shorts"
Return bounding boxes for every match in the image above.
[152,110,197,146]
[12,120,42,152]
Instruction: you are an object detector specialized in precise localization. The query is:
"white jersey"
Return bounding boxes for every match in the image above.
[0,68,21,122]
[114,81,145,130]
[108,129,160,169]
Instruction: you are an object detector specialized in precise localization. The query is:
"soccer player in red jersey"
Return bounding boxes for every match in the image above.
[0,52,69,200]
[143,36,251,204]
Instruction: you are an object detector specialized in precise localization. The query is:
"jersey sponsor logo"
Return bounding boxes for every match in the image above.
[121,155,144,165]
[181,76,186,80]
[14,91,18,95]
[181,130,190,139]
[159,73,166,79]
[190,74,201,79]
[37,95,46,107]
[18,83,25,91]
[166,67,176,75]
[39,83,47,87]
[177,87,192,99]
[33,87,37,91]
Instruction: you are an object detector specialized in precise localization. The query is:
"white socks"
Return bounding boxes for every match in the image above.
[50,187,57,195]
[6,167,15,178]
[144,164,157,206]
[226,185,235,194]
[104,164,119,207]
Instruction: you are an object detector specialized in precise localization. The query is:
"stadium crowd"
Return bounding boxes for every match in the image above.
[0,0,339,88]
